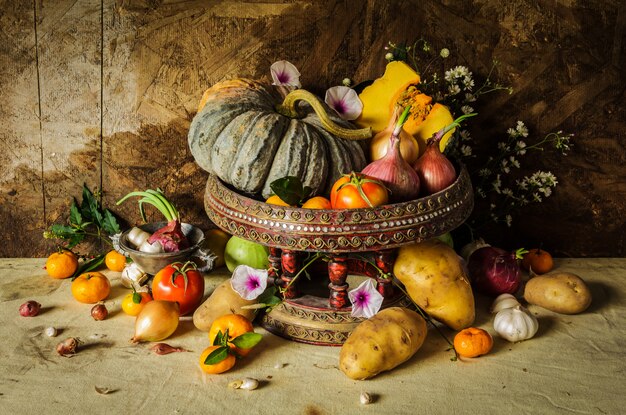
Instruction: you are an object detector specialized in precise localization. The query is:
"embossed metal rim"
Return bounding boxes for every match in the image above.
[204,165,474,252]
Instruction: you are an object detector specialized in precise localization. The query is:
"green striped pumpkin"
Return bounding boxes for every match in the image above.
[188,79,371,199]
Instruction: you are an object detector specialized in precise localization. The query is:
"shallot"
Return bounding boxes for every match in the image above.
[413,113,476,195]
[150,343,188,355]
[19,300,41,317]
[91,304,108,321]
[361,106,420,202]
[57,337,80,357]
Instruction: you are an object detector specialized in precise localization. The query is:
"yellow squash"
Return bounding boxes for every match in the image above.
[355,61,455,153]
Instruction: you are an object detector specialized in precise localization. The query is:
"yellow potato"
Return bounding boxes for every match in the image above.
[339,307,427,380]
[524,272,592,314]
[393,239,475,330]
[192,280,258,331]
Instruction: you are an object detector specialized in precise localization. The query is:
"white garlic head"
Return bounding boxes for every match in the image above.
[493,305,538,342]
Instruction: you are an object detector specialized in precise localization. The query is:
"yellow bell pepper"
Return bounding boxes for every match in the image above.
[355,61,455,153]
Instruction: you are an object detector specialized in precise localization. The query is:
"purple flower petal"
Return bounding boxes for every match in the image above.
[230,265,268,300]
[324,86,363,120]
[348,278,384,318]
[270,60,301,87]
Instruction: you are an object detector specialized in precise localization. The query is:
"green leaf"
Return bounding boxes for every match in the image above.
[80,185,96,220]
[257,286,281,307]
[213,329,230,346]
[51,224,78,239]
[72,253,105,280]
[102,209,121,235]
[203,346,229,365]
[231,332,262,349]
[70,200,83,226]
[132,292,142,304]
[67,233,85,249]
[269,176,312,206]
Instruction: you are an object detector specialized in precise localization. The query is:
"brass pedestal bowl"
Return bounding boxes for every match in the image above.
[204,166,474,345]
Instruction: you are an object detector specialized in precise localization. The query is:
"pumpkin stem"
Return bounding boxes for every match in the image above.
[275,89,372,140]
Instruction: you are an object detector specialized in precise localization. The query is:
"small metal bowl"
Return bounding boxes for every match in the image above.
[115,222,215,275]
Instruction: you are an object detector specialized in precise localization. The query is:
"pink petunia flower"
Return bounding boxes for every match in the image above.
[324,86,363,120]
[230,265,268,300]
[270,60,301,87]
[348,278,384,319]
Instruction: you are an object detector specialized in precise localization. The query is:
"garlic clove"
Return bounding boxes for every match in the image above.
[139,239,164,253]
[360,392,373,405]
[229,378,259,390]
[127,227,151,248]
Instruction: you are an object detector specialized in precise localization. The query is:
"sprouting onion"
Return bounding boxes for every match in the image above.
[117,188,180,222]
[117,189,189,253]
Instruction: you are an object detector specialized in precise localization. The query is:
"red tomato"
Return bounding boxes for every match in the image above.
[152,261,205,316]
[330,172,389,209]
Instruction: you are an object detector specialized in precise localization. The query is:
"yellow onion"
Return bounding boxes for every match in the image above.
[369,106,419,164]
[131,300,180,343]
[362,106,420,202]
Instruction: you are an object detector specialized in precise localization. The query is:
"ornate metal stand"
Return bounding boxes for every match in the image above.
[204,166,473,345]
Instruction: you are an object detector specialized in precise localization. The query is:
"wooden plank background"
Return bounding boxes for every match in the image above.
[0,0,624,258]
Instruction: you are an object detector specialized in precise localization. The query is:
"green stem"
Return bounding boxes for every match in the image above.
[280,252,326,294]
[275,89,372,141]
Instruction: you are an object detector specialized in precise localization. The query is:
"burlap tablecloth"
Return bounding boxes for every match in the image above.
[1,258,624,414]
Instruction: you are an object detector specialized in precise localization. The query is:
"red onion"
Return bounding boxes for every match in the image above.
[19,301,41,317]
[413,113,477,195]
[468,246,526,296]
[413,138,456,195]
[362,106,420,202]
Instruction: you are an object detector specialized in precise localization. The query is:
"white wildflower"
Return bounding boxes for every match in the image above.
[440,48,450,58]
[509,156,520,168]
[461,145,472,156]
[502,188,514,197]
[448,84,461,95]
[492,174,502,193]
[505,214,513,227]
[479,168,491,177]
[461,105,474,114]
[497,142,508,151]
[385,52,394,61]
[460,130,471,141]
[465,92,477,102]
[516,121,529,137]
[463,76,475,90]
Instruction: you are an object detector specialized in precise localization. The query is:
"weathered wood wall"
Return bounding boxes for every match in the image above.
[0,0,624,258]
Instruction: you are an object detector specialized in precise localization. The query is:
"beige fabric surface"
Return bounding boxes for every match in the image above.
[1,258,624,414]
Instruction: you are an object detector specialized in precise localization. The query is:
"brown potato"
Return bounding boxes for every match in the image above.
[393,240,475,330]
[339,307,427,380]
[524,272,592,314]
[192,280,258,331]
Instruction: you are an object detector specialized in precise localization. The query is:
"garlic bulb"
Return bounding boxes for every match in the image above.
[490,293,521,314]
[127,227,151,248]
[493,305,538,342]
[121,262,148,289]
